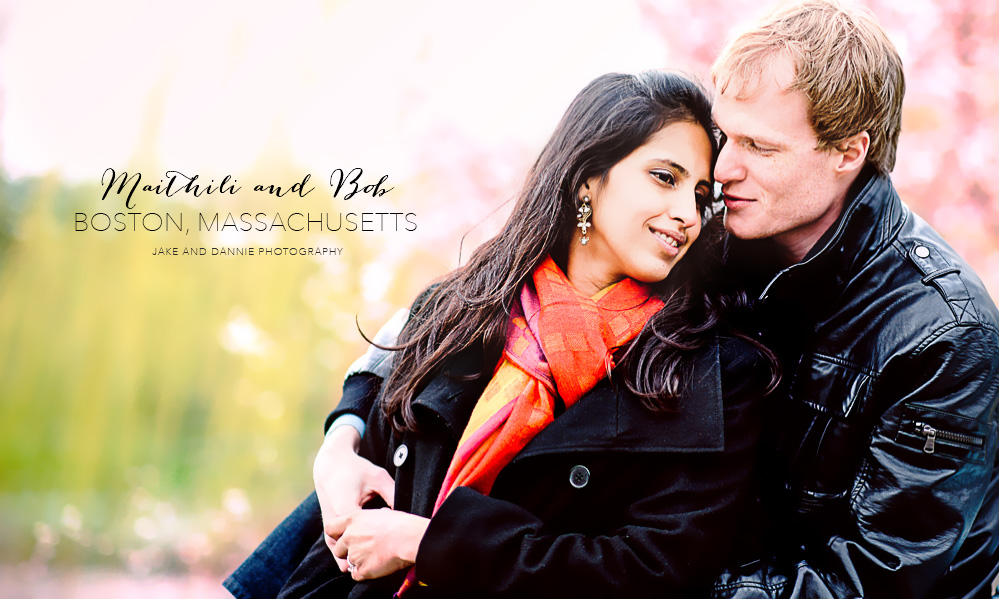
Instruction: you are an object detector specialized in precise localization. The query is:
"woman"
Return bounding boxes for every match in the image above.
[225,71,777,599]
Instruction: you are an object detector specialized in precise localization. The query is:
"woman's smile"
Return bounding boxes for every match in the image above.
[649,225,686,255]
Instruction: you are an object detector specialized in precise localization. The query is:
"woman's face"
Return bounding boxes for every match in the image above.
[566,121,713,296]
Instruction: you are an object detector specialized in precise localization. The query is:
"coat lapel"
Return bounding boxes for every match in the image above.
[411,335,726,458]
[513,334,724,458]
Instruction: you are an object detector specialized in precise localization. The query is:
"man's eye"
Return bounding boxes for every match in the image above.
[746,140,774,155]
[652,171,676,186]
[718,132,728,148]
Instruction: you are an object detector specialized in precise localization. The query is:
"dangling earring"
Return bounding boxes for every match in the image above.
[577,196,592,245]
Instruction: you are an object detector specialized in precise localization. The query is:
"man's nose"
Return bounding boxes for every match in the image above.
[714,140,744,184]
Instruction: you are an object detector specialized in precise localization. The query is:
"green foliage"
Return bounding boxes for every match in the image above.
[0,174,385,573]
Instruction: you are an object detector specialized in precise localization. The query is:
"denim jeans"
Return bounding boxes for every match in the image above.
[224,492,324,599]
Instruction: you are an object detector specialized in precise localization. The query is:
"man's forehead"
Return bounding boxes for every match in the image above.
[714,55,797,103]
[712,93,764,139]
[712,70,813,144]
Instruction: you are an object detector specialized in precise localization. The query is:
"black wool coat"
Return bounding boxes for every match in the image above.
[226,333,770,599]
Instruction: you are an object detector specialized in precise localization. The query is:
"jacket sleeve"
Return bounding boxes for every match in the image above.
[710,323,999,599]
[413,338,769,598]
[322,285,442,434]
[322,308,407,433]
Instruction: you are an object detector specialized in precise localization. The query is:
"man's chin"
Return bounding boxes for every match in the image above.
[722,212,766,240]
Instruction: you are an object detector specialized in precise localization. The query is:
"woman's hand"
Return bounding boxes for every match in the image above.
[326,508,430,581]
[314,426,396,567]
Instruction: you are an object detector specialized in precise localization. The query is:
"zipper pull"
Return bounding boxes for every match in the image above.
[916,422,936,454]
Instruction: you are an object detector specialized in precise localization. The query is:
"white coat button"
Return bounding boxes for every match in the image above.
[915,246,930,258]
[393,444,409,467]
[569,465,590,489]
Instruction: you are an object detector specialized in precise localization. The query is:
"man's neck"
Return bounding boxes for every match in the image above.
[772,204,844,267]
[773,172,866,266]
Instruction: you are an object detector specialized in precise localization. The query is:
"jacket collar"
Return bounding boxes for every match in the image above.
[410,345,491,441]
[799,166,906,282]
[410,334,725,455]
[734,166,907,306]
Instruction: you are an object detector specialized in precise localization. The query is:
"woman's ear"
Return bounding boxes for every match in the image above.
[581,178,599,202]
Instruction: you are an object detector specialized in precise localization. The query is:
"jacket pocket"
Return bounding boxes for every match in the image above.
[894,403,989,464]
[788,353,874,417]
[779,354,874,496]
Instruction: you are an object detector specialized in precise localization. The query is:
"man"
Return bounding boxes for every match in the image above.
[227,1,999,598]
[705,1,999,597]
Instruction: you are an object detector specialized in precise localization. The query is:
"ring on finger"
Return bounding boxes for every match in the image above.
[346,557,356,573]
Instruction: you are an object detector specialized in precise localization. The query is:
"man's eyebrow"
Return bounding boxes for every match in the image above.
[726,131,783,149]
[746,135,783,148]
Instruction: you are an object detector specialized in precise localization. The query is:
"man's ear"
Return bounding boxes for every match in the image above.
[835,131,870,174]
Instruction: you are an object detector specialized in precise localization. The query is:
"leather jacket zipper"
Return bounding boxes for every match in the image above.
[914,422,985,454]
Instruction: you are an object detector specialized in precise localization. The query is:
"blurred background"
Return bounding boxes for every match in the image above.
[0,0,996,596]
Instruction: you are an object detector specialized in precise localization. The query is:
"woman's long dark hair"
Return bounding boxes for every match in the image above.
[379,71,778,432]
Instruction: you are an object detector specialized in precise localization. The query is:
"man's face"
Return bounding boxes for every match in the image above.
[712,58,851,262]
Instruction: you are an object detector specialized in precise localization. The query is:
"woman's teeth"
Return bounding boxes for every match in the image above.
[653,230,679,247]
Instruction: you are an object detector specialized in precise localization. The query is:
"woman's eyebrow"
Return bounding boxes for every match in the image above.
[650,158,689,178]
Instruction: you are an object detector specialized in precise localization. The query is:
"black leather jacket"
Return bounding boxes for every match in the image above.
[712,168,999,599]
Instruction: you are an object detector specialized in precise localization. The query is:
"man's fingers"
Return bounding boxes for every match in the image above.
[370,469,396,509]
[329,495,364,518]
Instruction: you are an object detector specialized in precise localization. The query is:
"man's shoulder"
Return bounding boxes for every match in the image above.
[809,205,999,375]
[857,207,999,336]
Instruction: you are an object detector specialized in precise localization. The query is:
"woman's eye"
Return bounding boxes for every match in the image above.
[652,170,676,186]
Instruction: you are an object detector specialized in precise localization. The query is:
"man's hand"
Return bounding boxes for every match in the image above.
[326,508,430,581]
[314,426,396,567]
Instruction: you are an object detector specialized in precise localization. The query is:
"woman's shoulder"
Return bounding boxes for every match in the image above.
[679,332,770,380]
[715,333,776,407]
[717,333,765,371]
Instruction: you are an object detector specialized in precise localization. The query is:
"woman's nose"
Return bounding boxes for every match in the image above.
[669,189,701,228]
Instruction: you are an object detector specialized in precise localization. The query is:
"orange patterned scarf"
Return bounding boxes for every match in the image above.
[397,256,663,596]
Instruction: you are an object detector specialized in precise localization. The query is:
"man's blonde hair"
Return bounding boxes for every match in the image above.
[712,0,904,175]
